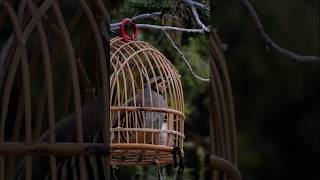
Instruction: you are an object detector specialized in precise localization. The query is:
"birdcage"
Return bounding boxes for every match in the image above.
[110,34,185,166]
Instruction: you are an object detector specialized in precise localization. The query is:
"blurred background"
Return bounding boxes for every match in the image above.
[214,0,319,179]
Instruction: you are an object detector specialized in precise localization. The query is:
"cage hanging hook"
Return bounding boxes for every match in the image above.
[120,18,138,42]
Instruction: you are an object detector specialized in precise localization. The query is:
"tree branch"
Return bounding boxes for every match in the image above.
[183,0,209,11]
[163,30,210,82]
[110,0,319,83]
[132,12,161,21]
[109,1,211,82]
[190,4,210,32]
[111,18,207,33]
[240,0,320,62]
[110,12,161,28]
[135,24,207,33]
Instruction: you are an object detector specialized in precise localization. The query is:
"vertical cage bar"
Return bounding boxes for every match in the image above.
[168,113,174,147]
[26,1,58,178]
[52,3,87,180]
[2,2,32,179]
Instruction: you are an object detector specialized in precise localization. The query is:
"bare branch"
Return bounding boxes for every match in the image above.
[110,1,211,34]
[111,19,207,33]
[190,6,209,32]
[132,12,161,21]
[183,0,209,11]
[163,30,210,82]
[111,23,207,33]
[241,0,320,62]
[136,24,206,33]
[109,1,211,82]
[109,0,319,85]
[110,12,162,28]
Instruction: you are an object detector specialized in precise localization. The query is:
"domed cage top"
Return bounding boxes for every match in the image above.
[110,37,185,166]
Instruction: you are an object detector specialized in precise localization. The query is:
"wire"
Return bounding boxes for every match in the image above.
[157,165,163,180]
[112,166,119,180]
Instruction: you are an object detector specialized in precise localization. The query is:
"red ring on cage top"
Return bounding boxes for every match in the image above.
[120,18,137,42]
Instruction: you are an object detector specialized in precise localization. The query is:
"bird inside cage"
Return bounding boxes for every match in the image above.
[111,76,171,146]
[12,76,175,179]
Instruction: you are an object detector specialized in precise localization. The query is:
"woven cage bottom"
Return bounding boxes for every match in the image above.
[111,144,184,166]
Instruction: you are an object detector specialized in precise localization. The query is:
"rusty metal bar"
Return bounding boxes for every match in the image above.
[0,143,110,156]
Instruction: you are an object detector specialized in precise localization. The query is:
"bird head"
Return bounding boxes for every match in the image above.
[147,76,171,94]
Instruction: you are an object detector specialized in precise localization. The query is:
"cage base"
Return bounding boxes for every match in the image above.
[111,143,182,166]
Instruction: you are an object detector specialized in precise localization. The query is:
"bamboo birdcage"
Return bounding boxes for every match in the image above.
[110,37,185,166]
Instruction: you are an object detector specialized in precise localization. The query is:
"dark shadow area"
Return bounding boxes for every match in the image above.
[213,0,319,179]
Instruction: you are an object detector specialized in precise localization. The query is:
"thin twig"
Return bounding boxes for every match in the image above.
[110,12,161,28]
[111,23,207,33]
[164,30,210,82]
[183,0,209,11]
[136,24,207,33]
[112,167,119,180]
[241,0,320,62]
[190,5,209,32]
[132,12,161,21]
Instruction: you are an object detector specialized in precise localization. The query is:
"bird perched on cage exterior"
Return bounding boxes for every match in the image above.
[111,76,170,146]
